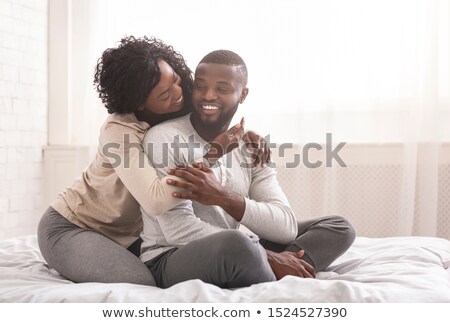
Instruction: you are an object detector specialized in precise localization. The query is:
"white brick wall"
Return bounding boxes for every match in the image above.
[0,0,48,239]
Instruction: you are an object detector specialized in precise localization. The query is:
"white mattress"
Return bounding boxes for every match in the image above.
[0,235,449,302]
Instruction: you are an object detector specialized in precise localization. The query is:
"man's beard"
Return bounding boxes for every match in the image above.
[200,115,228,132]
[193,105,238,133]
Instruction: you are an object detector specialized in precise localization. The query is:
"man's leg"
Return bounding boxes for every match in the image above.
[260,215,355,271]
[37,207,156,285]
[146,230,276,288]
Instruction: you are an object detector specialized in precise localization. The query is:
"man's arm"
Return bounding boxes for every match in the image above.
[166,160,298,244]
[238,165,298,244]
[168,163,246,221]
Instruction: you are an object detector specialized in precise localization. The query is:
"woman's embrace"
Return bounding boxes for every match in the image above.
[37,36,269,285]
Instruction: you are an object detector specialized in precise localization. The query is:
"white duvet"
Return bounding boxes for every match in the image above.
[0,235,449,302]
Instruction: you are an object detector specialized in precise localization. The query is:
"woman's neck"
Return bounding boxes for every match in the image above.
[134,110,165,127]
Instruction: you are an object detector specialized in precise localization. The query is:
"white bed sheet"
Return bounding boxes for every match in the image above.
[0,235,449,302]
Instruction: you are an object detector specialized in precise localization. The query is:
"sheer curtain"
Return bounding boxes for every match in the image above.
[68,0,450,238]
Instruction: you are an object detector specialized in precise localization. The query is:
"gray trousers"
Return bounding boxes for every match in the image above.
[37,207,156,285]
[146,215,356,288]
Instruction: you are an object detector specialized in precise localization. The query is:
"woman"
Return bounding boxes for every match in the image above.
[37,36,269,286]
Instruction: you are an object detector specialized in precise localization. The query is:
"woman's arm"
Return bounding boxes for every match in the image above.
[102,117,270,216]
[101,123,183,215]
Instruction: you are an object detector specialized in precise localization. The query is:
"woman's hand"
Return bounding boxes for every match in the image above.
[242,130,272,166]
[204,118,245,164]
[166,162,246,221]
[204,118,271,167]
[266,249,316,280]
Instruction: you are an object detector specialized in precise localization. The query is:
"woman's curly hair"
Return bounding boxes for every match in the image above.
[94,36,193,117]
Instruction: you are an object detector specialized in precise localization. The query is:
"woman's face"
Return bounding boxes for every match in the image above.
[138,60,184,115]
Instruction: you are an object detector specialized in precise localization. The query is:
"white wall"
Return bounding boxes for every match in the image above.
[0,0,449,241]
[0,0,48,239]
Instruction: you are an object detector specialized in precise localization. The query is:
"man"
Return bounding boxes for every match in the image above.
[140,50,355,288]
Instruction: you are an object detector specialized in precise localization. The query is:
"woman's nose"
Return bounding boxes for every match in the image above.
[172,84,183,101]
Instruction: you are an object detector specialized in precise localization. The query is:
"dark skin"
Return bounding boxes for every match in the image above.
[167,163,245,220]
[242,130,272,166]
[266,250,315,279]
[167,163,315,280]
[134,60,268,165]
[166,62,316,280]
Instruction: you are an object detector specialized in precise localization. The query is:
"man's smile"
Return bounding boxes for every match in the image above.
[199,104,221,115]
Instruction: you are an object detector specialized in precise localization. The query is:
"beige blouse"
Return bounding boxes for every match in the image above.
[50,113,181,248]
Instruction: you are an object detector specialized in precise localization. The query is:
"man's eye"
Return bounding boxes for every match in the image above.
[195,84,205,90]
[218,88,230,92]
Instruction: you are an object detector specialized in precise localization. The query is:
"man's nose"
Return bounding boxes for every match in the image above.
[203,88,217,101]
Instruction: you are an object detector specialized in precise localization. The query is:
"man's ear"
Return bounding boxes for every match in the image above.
[239,88,249,104]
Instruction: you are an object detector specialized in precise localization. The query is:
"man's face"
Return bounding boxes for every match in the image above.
[192,63,248,130]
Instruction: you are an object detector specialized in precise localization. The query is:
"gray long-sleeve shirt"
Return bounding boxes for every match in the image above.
[140,114,298,263]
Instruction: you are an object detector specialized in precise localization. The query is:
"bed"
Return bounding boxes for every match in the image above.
[0,235,449,302]
[0,236,450,303]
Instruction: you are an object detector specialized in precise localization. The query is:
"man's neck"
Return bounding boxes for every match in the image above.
[190,114,230,142]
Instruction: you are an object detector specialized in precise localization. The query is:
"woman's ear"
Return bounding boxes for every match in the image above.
[239,88,249,104]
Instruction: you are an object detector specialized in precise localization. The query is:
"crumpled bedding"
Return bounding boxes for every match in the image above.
[0,235,449,302]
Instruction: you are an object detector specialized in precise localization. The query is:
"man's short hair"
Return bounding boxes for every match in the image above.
[199,50,248,86]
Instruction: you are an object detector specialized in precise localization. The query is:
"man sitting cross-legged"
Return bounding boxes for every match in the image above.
[140,50,355,288]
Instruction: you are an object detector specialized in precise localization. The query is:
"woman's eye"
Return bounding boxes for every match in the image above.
[195,84,205,90]
[162,92,170,101]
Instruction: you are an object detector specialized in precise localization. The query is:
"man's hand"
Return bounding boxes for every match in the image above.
[166,163,246,221]
[167,163,225,205]
[266,249,316,280]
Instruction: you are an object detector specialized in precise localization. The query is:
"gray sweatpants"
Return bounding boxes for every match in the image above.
[37,207,156,285]
[146,215,356,288]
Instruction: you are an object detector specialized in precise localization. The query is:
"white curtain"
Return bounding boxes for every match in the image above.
[68,0,450,238]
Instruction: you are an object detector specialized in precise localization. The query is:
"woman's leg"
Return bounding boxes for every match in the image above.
[260,215,356,271]
[37,207,155,285]
[146,230,275,288]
